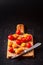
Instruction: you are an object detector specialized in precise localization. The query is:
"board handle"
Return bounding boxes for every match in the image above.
[16,24,24,34]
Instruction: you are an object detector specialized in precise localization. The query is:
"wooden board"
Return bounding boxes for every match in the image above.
[7,24,34,58]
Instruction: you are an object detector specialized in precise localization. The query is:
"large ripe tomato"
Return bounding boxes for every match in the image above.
[8,47,14,53]
[26,42,32,48]
[8,35,16,40]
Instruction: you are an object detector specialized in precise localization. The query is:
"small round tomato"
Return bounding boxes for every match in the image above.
[8,47,14,53]
[8,42,13,47]
[13,34,18,39]
[21,43,26,47]
[16,30,21,35]
[26,35,32,41]
[26,42,32,48]
[15,48,23,54]
[16,40,21,45]
[8,35,15,40]
[21,37,26,42]
[17,36,22,40]
[12,43,17,48]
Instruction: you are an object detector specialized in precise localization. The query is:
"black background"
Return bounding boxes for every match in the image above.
[0,0,43,65]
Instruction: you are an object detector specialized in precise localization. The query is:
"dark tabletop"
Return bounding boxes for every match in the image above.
[0,1,43,65]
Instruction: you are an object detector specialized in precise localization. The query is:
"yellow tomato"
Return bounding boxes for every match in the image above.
[12,43,17,48]
[23,33,29,37]
[8,42,13,47]
[13,34,18,38]
[15,48,23,54]
[21,43,26,47]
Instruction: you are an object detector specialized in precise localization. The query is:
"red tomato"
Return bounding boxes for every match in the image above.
[8,47,14,53]
[17,39,22,43]
[26,35,32,41]
[21,37,26,42]
[26,42,32,48]
[16,40,21,45]
[8,35,16,40]
[16,30,21,35]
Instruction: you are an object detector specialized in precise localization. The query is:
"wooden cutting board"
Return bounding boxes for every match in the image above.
[7,24,34,58]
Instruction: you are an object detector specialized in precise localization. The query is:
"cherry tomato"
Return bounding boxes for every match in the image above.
[8,47,14,53]
[26,42,32,48]
[12,43,18,48]
[8,35,16,40]
[16,40,21,45]
[17,36,22,40]
[26,35,32,41]
[21,37,26,42]
[8,42,13,47]
[16,30,21,35]
[21,43,26,47]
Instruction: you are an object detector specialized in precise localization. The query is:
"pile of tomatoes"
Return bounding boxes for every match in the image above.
[8,30,32,53]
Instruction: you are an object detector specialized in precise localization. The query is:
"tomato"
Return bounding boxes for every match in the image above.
[21,37,26,42]
[26,42,32,48]
[13,34,18,39]
[12,43,18,48]
[8,47,14,53]
[8,35,16,40]
[16,30,21,35]
[26,35,32,41]
[16,40,21,45]
[8,42,13,47]
[15,48,23,54]
[17,36,21,40]
[21,43,26,47]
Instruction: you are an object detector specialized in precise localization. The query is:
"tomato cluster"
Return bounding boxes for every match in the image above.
[8,31,32,53]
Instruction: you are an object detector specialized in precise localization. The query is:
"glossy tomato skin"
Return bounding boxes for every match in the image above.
[8,47,14,53]
[26,42,32,48]
[21,37,26,42]
[8,35,16,40]
[26,35,32,41]
[16,30,21,35]
[16,40,21,45]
